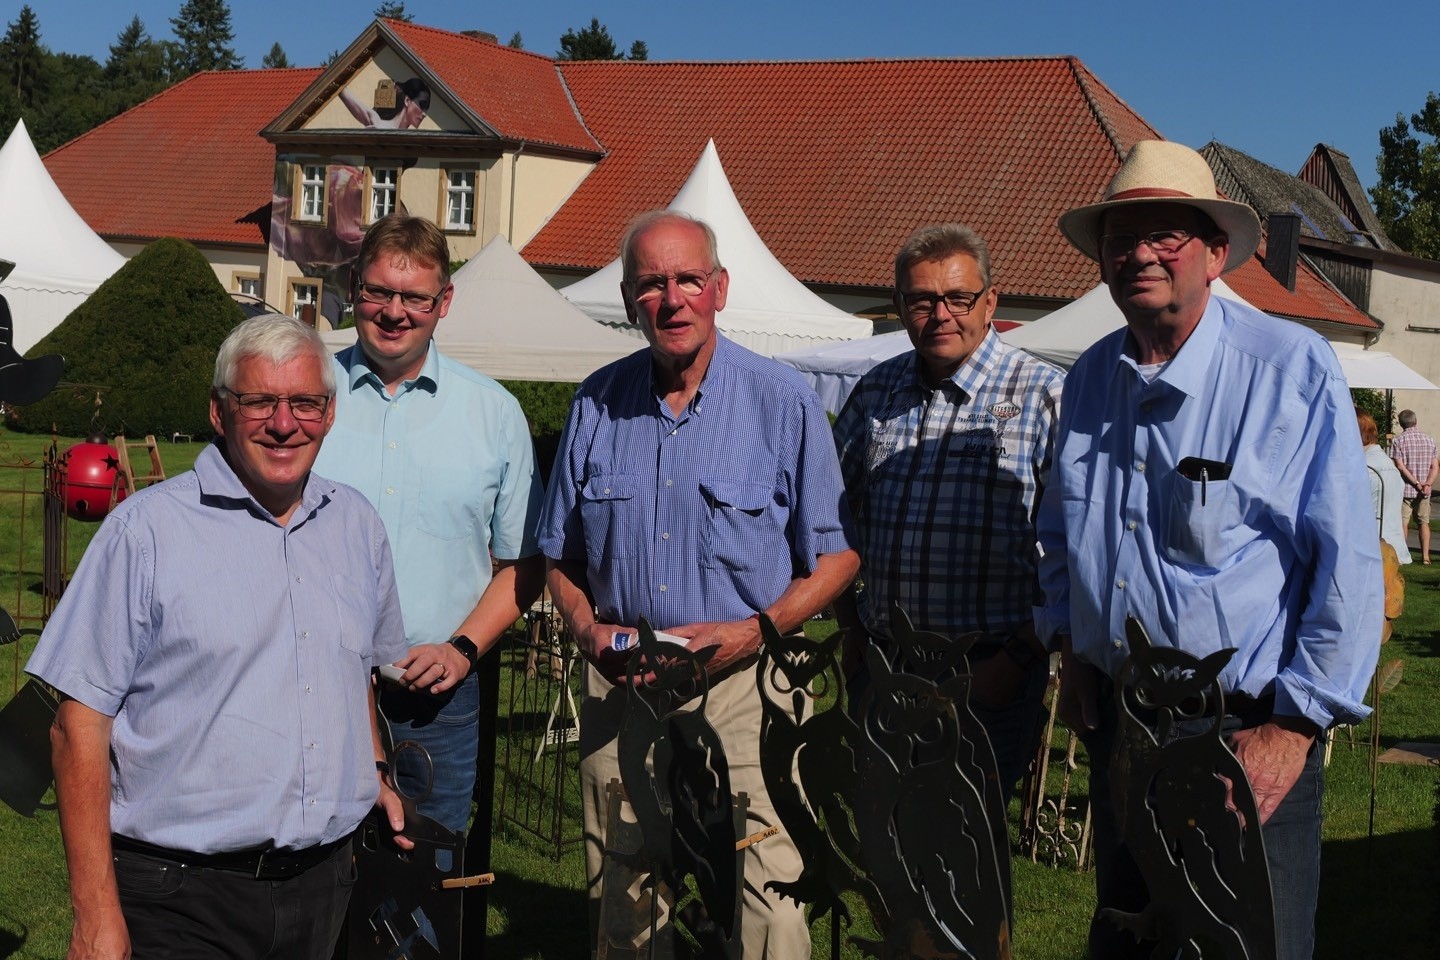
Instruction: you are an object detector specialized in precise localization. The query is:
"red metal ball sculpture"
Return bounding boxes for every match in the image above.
[61,434,127,522]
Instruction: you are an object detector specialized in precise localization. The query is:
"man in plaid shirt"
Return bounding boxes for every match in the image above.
[1391,408,1438,563]
[833,223,1063,799]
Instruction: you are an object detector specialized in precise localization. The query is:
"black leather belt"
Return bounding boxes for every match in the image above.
[111,833,350,880]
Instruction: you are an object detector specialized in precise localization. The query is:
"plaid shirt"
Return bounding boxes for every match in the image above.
[834,329,1063,638]
[1390,426,1437,497]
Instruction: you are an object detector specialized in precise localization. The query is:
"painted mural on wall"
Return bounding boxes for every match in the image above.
[268,78,432,327]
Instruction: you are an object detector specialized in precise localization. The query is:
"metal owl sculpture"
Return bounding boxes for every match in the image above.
[601,617,744,958]
[1103,617,1275,960]
[755,616,883,954]
[848,606,1012,960]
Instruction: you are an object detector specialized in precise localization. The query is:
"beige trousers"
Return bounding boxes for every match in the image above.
[578,659,810,959]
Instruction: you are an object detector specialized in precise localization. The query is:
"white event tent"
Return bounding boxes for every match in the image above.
[560,140,873,355]
[0,120,125,353]
[321,234,642,382]
[777,278,1435,414]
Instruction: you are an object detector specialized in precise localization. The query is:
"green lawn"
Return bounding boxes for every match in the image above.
[1,433,1436,957]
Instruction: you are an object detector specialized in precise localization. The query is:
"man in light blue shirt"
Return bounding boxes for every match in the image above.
[29,314,408,960]
[1038,140,1382,960]
[314,215,545,833]
[540,211,858,959]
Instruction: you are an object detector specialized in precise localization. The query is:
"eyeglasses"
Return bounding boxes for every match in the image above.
[355,281,446,313]
[220,390,331,421]
[899,288,988,318]
[626,268,717,302]
[1099,229,1199,261]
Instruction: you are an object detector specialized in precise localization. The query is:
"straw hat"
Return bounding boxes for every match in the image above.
[1058,140,1261,273]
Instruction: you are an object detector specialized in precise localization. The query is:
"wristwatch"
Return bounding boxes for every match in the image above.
[448,635,480,673]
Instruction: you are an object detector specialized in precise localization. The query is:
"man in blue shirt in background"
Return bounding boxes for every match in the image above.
[1038,140,1382,960]
[540,210,858,959]
[315,214,545,834]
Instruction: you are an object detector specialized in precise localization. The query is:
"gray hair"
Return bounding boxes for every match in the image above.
[619,210,723,281]
[893,223,992,290]
[1399,409,1418,429]
[213,313,335,394]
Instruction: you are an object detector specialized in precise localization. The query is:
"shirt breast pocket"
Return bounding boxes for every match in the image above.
[1163,476,1246,569]
[700,479,775,571]
[580,474,641,564]
[412,466,483,541]
[330,572,375,660]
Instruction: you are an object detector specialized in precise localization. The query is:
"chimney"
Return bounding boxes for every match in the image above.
[1266,212,1300,292]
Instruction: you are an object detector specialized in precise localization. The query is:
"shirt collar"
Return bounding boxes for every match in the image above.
[337,341,441,397]
[1113,292,1223,400]
[890,326,1003,401]
[194,441,331,526]
[649,332,733,413]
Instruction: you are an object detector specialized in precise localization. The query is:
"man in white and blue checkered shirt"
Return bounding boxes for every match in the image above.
[833,223,1063,801]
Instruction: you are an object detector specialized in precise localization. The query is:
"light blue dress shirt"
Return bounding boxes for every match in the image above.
[538,336,853,629]
[314,344,543,648]
[27,443,407,852]
[1036,294,1382,729]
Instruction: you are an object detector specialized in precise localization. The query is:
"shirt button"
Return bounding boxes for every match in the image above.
[305,685,312,693]
[302,630,309,638]
[1116,579,1126,590]
[1127,521,1138,531]
[670,429,677,436]
[661,532,669,540]
[659,584,667,592]
[1136,462,1146,473]
[310,799,317,806]
[664,479,673,487]
[1113,639,1124,649]
[388,441,397,449]
[295,575,302,582]
[307,742,316,750]
[603,487,611,494]
[386,486,395,495]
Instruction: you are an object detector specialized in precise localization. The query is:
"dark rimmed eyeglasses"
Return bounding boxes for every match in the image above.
[1099,229,1200,261]
[219,390,331,421]
[625,268,717,302]
[899,288,988,318]
[355,281,446,313]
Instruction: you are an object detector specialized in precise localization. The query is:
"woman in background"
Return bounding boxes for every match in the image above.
[1358,408,1411,564]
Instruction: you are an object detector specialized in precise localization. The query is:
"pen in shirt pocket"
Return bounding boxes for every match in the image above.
[1176,457,1233,506]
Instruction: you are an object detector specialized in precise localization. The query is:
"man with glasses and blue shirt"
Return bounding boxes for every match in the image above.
[833,223,1063,805]
[540,210,859,958]
[1038,140,1382,960]
[30,314,408,959]
[315,214,545,836]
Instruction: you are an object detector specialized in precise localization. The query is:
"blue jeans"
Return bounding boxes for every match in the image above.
[381,671,480,834]
[1083,696,1323,960]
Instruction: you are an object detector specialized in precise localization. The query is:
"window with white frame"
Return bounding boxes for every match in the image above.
[235,275,262,298]
[370,166,398,222]
[298,165,326,222]
[291,281,320,322]
[444,170,475,231]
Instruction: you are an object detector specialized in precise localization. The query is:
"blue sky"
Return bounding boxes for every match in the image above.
[14,0,1438,190]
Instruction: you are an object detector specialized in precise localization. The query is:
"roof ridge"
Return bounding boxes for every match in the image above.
[558,54,1081,67]
[1066,57,1125,162]
[384,17,563,65]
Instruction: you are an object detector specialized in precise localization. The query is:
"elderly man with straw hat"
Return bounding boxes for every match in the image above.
[1035,140,1381,959]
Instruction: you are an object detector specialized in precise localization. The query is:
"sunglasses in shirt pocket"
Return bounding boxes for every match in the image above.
[1165,457,1243,568]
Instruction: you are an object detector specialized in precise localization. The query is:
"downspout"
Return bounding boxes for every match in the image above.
[508,142,526,242]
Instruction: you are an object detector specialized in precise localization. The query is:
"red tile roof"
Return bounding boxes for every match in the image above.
[528,57,1154,299]
[383,20,599,153]
[44,68,321,247]
[527,55,1372,328]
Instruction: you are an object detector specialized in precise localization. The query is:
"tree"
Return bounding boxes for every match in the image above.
[20,237,246,438]
[262,42,290,69]
[102,17,173,113]
[169,0,242,76]
[0,5,45,106]
[374,1,413,21]
[1372,92,1440,260]
[507,31,524,50]
[628,40,648,62]
[557,18,623,61]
